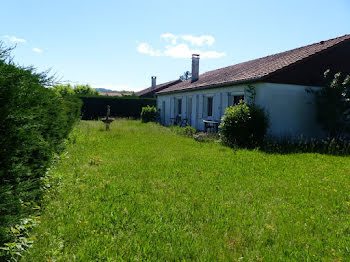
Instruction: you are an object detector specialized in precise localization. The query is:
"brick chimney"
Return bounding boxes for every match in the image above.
[151,76,156,89]
[191,54,200,82]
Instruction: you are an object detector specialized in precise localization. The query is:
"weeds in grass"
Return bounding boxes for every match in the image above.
[0,216,40,261]
[261,136,350,155]
[170,125,350,155]
[89,156,103,166]
[22,121,350,261]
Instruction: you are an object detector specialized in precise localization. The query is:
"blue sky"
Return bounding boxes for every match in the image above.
[1,0,349,91]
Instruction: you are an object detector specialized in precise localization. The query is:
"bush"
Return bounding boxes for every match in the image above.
[0,44,81,254]
[183,126,197,137]
[170,126,197,137]
[79,96,156,119]
[220,102,269,148]
[141,105,158,123]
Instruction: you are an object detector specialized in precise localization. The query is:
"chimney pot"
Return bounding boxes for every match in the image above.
[151,76,156,89]
[191,54,200,82]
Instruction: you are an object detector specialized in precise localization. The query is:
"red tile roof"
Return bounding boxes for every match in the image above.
[136,79,181,97]
[157,34,350,94]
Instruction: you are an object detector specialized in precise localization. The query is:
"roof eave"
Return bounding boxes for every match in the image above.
[156,77,263,95]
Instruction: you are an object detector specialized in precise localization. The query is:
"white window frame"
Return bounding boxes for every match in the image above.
[228,91,245,106]
[203,94,215,119]
[174,96,183,117]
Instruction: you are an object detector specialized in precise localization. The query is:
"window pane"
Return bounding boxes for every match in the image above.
[208,97,213,117]
[234,95,244,105]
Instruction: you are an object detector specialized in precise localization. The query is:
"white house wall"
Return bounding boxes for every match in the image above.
[157,82,323,138]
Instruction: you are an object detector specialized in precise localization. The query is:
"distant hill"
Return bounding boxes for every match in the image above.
[94,88,134,96]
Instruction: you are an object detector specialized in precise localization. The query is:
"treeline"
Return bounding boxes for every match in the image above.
[53,83,100,96]
[0,45,82,250]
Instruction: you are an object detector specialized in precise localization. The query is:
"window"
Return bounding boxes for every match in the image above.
[177,99,182,115]
[233,95,244,105]
[207,97,213,117]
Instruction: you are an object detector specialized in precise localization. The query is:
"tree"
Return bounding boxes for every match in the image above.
[307,70,350,137]
[52,84,74,97]
[179,71,192,81]
[74,84,100,96]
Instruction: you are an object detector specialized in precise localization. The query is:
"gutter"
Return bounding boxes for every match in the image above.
[156,77,263,96]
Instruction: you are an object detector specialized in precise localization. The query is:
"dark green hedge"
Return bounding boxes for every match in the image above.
[79,95,156,119]
[0,47,81,250]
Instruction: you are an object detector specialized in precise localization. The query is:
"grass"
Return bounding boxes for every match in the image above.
[23,120,350,261]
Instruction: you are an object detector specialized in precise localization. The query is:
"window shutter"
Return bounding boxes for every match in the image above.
[228,94,233,106]
[203,96,208,116]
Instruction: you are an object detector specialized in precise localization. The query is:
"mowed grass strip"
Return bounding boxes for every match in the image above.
[24,120,350,261]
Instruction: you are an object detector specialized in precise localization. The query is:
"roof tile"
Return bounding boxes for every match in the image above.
[158,34,350,94]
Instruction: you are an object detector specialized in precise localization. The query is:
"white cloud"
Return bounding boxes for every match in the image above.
[32,47,43,53]
[200,50,226,58]
[137,33,225,59]
[3,35,26,43]
[163,44,193,58]
[160,33,177,45]
[161,34,215,46]
[164,44,225,59]
[181,35,215,46]
[137,42,161,56]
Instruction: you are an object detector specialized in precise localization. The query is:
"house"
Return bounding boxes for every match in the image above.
[136,77,181,98]
[156,34,350,138]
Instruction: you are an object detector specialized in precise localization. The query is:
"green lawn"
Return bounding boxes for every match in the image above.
[24,120,350,261]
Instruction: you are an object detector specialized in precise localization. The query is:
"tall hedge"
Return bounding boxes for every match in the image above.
[0,45,81,249]
[79,95,156,119]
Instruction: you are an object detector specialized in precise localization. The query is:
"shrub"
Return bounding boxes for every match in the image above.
[170,126,197,137]
[141,105,158,123]
[220,102,269,148]
[183,126,197,137]
[0,43,81,254]
[193,132,219,143]
[79,96,156,119]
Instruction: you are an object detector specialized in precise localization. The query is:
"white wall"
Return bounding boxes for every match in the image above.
[157,82,323,138]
